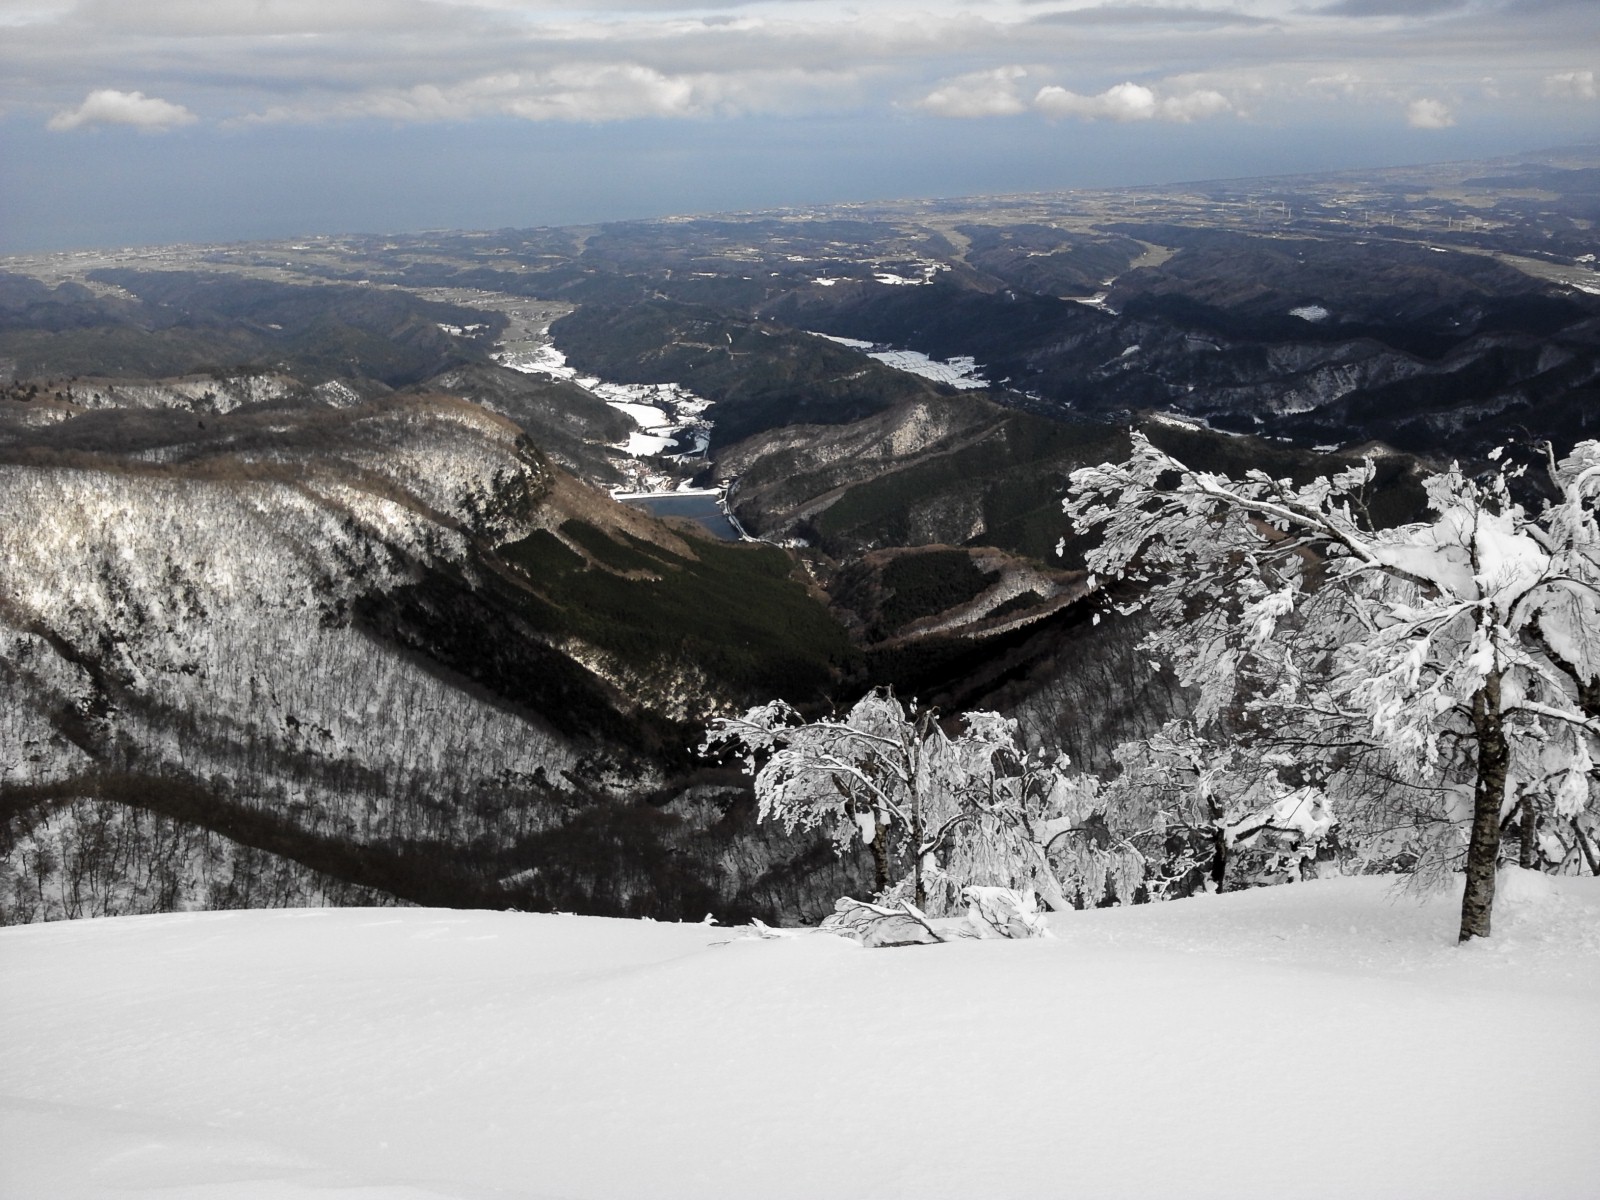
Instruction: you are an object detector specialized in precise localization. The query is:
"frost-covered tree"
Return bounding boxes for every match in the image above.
[702,689,1089,915]
[1066,433,1600,941]
[1090,721,1334,900]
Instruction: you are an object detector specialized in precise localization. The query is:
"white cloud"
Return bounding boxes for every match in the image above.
[502,64,700,121]
[915,67,1028,118]
[46,89,197,132]
[1032,81,1232,122]
[4,0,1595,138]
[1036,81,1157,121]
[1544,69,1596,101]
[242,64,862,125]
[1158,88,1232,121]
[1305,71,1367,97]
[1405,96,1454,128]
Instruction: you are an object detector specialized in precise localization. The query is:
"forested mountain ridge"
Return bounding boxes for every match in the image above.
[2,145,1596,924]
[0,269,503,385]
[0,394,863,923]
[0,379,1429,923]
[549,300,946,448]
[12,149,1595,459]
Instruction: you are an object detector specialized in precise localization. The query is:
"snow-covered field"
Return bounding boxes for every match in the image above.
[497,342,713,477]
[812,333,988,390]
[1068,290,1116,311]
[1290,304,1332,322]
[3,871,1595,1199]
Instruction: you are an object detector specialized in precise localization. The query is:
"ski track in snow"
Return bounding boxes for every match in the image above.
[2,871,1596,1199]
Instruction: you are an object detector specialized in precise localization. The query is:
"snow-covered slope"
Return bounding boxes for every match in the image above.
[2,397,567,776]
[0,397,600,918]
[1,393,866,924]
[2,870,1594,1199]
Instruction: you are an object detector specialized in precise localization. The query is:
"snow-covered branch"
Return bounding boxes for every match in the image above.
[704,689,1091,916]
[1065,434,1600,939]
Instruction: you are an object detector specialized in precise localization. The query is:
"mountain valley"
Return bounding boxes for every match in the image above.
[3,143,1597,924]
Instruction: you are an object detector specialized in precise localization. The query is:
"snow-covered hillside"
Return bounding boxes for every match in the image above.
[1,391,867,925]
[0,398,586,920]
[3,870,1594,1199]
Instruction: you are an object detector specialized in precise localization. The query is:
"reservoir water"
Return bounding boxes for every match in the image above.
[621,493,740,541]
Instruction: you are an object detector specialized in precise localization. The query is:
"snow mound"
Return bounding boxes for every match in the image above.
[962,885,1051,938]
[821,896,942,946]
[1497,864,1558,908]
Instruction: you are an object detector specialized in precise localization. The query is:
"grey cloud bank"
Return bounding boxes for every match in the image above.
[2,0,1596,250]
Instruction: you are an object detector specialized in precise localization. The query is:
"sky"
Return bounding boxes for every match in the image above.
[1,0,1596,252]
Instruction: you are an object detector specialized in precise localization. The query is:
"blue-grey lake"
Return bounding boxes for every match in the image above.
[622,493,740,541]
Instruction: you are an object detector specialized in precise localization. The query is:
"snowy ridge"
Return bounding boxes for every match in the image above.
[64,374,303,415]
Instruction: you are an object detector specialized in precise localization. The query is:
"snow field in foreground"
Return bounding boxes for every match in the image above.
[2,871,1596,1200]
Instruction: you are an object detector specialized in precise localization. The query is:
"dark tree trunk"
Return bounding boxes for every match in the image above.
[912,788,925,911]
[1210,828,1229,893]
[911,709,935,912]
[870,821,889,896]
[1578,675,1600,724]
[1519,799,1538,871]
[1460,675,1509,942]
[1573,818,1600,877]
